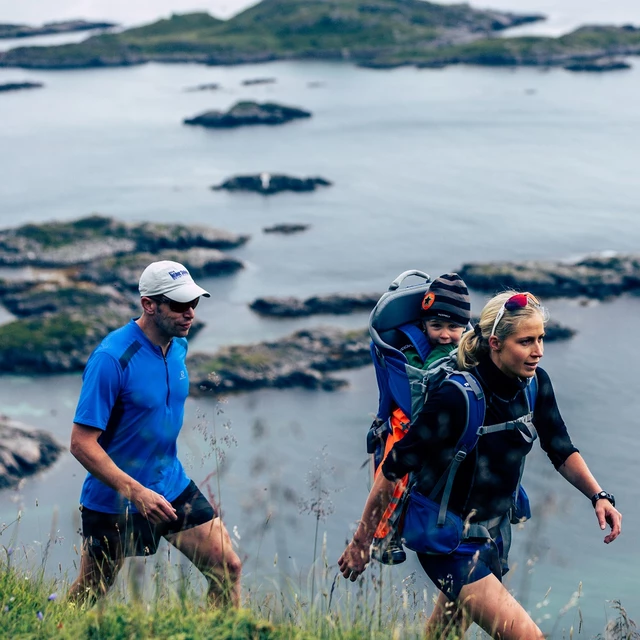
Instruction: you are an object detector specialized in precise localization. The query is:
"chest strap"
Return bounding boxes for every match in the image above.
[476,413,538,444]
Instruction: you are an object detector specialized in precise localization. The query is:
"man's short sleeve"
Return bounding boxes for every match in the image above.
[73,352,123,430]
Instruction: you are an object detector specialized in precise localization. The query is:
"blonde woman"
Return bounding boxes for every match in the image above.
[339,291,621,639]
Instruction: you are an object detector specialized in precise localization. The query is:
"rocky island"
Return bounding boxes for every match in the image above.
[458,254,640,299]
[188,327,372,394]
[563,56,631,72]
[0,81,43,93]
[263,224,310,234]
[250,293,381,317]
[1,2,639,72]
[241,77,276,85]
[0,415,64,490]
[185,82,220,92]
[184,101,311,128]
[0,214,248,267]
[213,173,330,194]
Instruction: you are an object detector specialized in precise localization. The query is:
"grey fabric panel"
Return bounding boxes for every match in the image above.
[370,284,430,334]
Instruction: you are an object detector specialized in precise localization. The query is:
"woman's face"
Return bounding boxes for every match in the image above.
[490,315,544,379]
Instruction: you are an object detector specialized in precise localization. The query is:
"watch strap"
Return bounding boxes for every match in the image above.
[591,490,615,509]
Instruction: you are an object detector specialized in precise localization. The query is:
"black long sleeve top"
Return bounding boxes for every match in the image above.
[381,356,579,522]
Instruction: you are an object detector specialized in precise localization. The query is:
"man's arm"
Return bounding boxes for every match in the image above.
[70,423,177,524]
[558,451,621,544]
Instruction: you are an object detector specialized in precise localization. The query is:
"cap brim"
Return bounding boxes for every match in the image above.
[163,283,210,303]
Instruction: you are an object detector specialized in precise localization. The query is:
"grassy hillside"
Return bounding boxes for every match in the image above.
[0,0,638,69]
[0,0,544,68]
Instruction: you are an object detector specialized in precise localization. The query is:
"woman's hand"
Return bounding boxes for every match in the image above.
[338,539,370,581]
[596,500,622,544]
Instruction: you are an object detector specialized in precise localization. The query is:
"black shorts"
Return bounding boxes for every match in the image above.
[417,537,505,601]
[81,480,216,562]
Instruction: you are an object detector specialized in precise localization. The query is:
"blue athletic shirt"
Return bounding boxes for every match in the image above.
[74,319,191,513]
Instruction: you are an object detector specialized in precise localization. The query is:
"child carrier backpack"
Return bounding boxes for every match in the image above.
[367,270,459,470]
[366,271,537,564]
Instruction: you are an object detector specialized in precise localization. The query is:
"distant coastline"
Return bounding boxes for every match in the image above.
[0,0,636,72]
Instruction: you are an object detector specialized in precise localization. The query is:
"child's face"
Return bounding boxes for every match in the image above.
[423,318,465,345]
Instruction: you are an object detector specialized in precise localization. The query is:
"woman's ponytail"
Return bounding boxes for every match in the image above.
[457,325,487,370]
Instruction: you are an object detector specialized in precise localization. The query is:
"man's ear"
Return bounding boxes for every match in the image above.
[140,296,156,314]
[488,335,501,351]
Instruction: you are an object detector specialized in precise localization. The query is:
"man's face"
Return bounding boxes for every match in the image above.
[152,296,199,338]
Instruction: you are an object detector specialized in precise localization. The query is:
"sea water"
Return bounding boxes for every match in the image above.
[1,3,639,635]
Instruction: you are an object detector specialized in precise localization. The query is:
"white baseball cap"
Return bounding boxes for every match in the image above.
[138,260,210,303]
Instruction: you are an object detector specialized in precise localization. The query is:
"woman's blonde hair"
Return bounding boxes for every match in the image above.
[457,290,548,370]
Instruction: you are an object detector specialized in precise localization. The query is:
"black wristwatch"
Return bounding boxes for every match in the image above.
[591,490,615,509]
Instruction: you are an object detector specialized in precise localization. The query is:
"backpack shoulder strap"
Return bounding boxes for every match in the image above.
[524,372,538,412]
[429,371,486,525]
[397,322,431,364]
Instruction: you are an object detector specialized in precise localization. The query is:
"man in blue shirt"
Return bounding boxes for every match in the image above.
[67,260,241,607]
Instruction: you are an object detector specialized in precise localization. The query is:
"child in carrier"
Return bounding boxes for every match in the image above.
[372,273,471,564]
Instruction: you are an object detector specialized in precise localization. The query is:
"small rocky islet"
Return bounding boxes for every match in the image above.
[213,173,331,195]
[0,81,43,93]
[563,56,631,72]
[263,224,310,235]
[184,101,312,128]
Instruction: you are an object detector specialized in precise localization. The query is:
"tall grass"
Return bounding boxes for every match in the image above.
[0,404,634,638]
[2,537,638,639]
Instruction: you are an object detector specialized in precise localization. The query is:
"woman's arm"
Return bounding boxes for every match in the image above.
[558,451,621,543]
[338,472,396,581]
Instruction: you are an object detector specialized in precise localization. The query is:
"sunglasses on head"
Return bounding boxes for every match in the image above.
[152,295,200,313]
[490,292,540,338]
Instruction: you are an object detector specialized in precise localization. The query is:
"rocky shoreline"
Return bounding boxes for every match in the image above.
[0,415,64,490]
[0,216,246,373]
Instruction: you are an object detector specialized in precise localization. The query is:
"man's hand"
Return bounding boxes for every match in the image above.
[338,539,370,582]
[596,500,622,544]
[130,486,178,524]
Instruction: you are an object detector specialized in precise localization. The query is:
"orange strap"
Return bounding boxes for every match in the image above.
[374,407,411,538]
